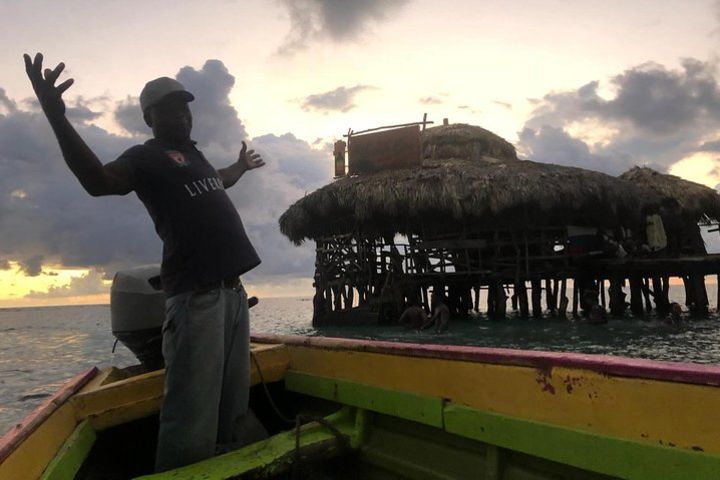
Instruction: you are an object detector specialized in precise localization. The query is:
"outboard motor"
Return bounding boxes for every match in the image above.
[111,265,165,371]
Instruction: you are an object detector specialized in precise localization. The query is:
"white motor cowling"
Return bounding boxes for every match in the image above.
[111,265,165,370]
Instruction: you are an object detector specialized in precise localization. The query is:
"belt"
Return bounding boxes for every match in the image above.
[196,275,241,292]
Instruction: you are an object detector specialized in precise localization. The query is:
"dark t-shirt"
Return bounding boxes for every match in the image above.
[107,138,261,297]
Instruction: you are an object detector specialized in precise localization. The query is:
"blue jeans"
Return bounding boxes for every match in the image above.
[155,286,250,472]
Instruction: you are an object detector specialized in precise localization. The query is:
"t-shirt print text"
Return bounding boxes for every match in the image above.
[184,177,225,197]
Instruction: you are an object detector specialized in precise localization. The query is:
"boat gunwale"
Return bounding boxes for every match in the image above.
[252,333,720,387]
[0,367,98,464]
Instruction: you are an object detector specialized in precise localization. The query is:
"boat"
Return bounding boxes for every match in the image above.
[2,332,720,479]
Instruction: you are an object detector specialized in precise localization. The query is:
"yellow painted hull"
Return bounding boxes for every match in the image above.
[2,335,720,479]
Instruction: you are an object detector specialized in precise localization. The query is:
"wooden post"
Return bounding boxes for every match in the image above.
[572,279,579,317]
[609,276,625,317]
[531,278,542,318]
[691,274,709,316]
[545,278,557,313]
[559,278,568,319]
[516,280,529,318]
[651,276,667,314]
[683,276,694,309]
[599,279,606,309]
[486,282,495,319]
[662,276,670,311]
[495,281,507,319]
[473,285,480,312]
[629,276,644,317]
[641,278,652,313]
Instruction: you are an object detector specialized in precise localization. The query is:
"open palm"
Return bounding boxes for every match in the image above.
[23,53,74,118]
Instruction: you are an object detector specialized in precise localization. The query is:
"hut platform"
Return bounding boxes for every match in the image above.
[586,254,720,278]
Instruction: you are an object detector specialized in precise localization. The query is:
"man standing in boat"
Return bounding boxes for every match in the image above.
[23,53,265,471]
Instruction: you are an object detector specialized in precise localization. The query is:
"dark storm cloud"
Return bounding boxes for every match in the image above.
[2,59,331,298]
[65,105,102,123]
[698,139,720,152]
[25,270,108,299]
[277,0,409,55]
[177,60,248,151]
[18,255,44,277]
[114,96,148,136]
[518,58,720,175]
[301,85,375,113]
[0,89,17,113]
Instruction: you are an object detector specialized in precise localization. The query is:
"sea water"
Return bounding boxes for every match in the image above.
[1,287,719,434]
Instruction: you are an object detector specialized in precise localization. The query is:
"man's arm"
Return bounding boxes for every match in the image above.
[217,141,265,188]
[23,53,132,196]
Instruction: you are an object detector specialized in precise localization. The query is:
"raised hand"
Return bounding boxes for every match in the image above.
[238,141,265,172]
[23,53,74,118]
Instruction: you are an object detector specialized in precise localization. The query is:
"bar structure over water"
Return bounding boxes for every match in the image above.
[279,122,720,326]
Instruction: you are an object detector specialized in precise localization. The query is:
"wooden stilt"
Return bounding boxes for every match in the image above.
[609,276,625,317]
[559,278,568,319]
[662,276,670,310]
[651,276,667,314]
[486,282,495,319]
[641,278,652,313]
[473,285,480,312]
[495,281,507,319]
[516,280,529,318]
[572,279,579,317]
[683,276,694,309]
[531,278,542,318]
[545,278,557,313]
[599,279,606,309]
[629,276,644,317]
[691,274,709,316]
[551,279,559,313]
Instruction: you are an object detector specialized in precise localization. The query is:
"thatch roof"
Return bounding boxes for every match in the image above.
[422,123,518,161]
[280,153,641,244]
[619,167,720,221]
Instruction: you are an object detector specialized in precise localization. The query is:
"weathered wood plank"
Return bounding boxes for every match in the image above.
[0,367,97,463]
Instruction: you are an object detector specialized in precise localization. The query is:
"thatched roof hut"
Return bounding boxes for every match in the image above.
[619,166,720,222]
[280,124,641,244]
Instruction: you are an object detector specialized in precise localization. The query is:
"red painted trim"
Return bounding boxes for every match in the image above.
[251,333,720,387]
[0,367,98,464]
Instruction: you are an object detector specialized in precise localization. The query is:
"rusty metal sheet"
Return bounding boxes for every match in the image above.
[348,125,421,174]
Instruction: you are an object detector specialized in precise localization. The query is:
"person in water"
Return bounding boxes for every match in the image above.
[398,297,428,329]
[24,53,265,472]
[665,302,683,327]
[421,292,450,333]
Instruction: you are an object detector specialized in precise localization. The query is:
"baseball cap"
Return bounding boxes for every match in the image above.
[139,77,194,113]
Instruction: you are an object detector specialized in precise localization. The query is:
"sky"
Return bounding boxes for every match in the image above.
[2,0,720,307]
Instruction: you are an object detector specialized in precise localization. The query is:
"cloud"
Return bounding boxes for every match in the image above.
[277,0,409,55]
[698,139,720,152]
[114,96,148,136]
[300,84,375,113]
[457,105,481,114]
[18,255,44,276]
[419,96,442,105]
[25,270,109,299]
[0,260,10,270]
[518,58,720,175]
[1,59,331,299]
[492,100,512,110]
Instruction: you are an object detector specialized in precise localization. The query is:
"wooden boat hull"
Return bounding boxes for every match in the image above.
[2,334,720,479]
